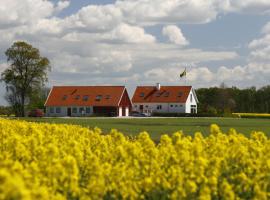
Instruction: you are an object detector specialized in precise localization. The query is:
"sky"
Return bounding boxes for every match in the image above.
[0,0,270,105]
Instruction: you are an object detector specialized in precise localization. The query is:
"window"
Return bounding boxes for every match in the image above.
[178,92,183,97]
[105,95,110,99]
[50,107,54,113]
[86,107,91,113]
[140,92,144,97]
[56,107,61,113]
[75,95,80,100]
[170,105,173,107]
[191,105,196,114]
[96,95,102,101]
[135,105,137,108]
[62,95,67,100]
[157,105,162,110]
[155,92,161,97]
[190,94,193,103]
[175,105,178,107]
[145,105,149,108]
[83,95,89,101]
[72,107,77,113]
[79,107,84,113]
[164,92,170,97]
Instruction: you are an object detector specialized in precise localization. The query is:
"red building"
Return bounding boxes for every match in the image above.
[45,86,132,117]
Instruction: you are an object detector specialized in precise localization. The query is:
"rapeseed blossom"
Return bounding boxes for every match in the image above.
[0,119,269,199]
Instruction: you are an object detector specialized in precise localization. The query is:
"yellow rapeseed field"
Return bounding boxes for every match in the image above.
[0,119,270,200]
[232,113,270,118]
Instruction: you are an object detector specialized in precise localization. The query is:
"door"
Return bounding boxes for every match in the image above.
[67,107,71,116]
[139,105,143,112]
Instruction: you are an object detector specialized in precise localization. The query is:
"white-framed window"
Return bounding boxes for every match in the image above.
[83,95,89,101]
[56,107,61,113]
[95,95,102,101]
[191,105,197,114]
[50,107,54,113]
[190,94,193,103]
[86,107,91,113]
[79,107,84,113]
[157,105,162,110]
[72,107,77,113]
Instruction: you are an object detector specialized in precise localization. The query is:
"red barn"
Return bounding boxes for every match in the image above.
[45,86,132,117]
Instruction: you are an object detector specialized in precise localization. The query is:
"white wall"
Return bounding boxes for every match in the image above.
[133,103,186,114]
[185,89,197,113]
[46,106,93,117]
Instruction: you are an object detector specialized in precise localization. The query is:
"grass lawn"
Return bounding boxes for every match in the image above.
[19,117,270,141]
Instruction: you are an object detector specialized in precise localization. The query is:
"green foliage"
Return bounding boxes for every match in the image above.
[27,87,50,111]
[196,85,270,114]
[1,41,50,117]
[0,106,14,116]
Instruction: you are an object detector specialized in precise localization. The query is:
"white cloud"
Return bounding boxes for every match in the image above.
[54,1,70,14]
[0,0,59,28]
[105,23,156,43]
[162,25,189,46]
[63,4,123,32]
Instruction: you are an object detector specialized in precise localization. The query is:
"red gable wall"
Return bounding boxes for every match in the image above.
[119,89,132,108]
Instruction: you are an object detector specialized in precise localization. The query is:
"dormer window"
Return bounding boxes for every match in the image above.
[178,92,183,97]
[105,95,110,99]
[62,95,67,100]
[155,92,161,97]
[83,95,89,101]
[75,95,80,100]
[164,92,170,97]
[96,95,102,101]
[140,92,144,97]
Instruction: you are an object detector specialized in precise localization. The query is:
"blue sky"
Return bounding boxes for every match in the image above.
[0,0,270,105]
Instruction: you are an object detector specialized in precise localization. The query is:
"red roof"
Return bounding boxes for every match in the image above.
[45,86,127,107]
[132,86,192,103]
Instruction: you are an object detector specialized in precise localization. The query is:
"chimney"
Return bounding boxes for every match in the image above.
[156,83,161,90]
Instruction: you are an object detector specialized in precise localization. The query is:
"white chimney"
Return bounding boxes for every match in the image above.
[156,83,161,90]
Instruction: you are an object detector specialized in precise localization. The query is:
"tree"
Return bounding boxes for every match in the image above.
[27,87,51,111]
[1,41,50,117]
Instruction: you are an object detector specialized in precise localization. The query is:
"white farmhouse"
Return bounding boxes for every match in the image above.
[132,83,198,115]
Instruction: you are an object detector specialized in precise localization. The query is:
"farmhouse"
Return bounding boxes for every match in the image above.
[132,83,198,115]
[45,86,132,117]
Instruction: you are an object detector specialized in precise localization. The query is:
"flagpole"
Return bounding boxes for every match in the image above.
[185,67,187,86]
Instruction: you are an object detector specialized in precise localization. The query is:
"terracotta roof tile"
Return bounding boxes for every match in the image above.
[132,86,192,103]
[45,86,125,107]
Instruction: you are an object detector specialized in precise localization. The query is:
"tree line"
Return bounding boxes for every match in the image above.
[196,84,270,115]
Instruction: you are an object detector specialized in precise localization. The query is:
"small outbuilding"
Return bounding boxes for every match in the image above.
[132,83,198,115]
[45,86,132,117]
